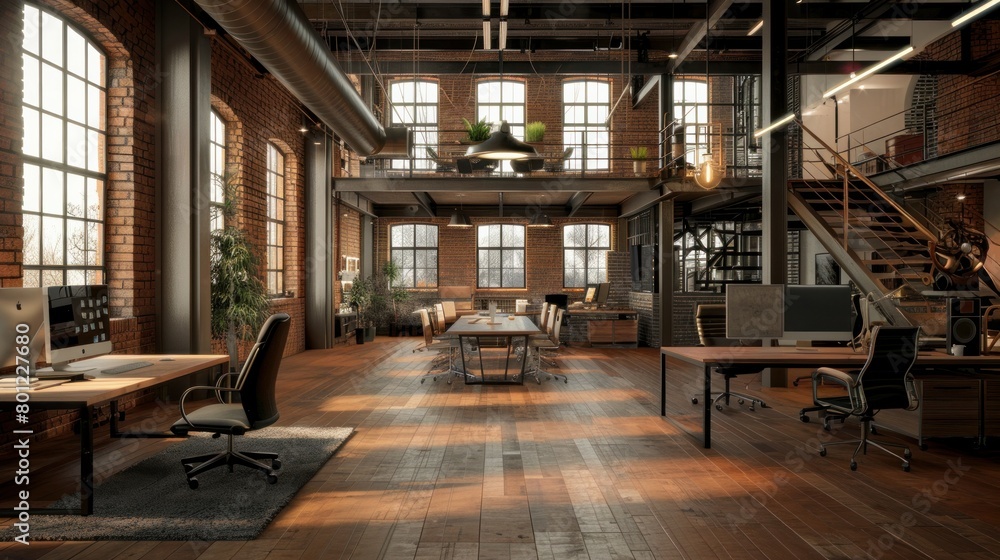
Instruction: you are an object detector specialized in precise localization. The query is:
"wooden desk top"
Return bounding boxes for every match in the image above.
[447,315,541,336]
[0,354,228,406]
[661,346,1000,369]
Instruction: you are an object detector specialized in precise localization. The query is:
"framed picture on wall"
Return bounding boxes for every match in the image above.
[815,253,841,285]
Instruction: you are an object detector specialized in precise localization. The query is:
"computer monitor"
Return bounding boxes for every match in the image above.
[583,286,597,304]
[594,282,611,306]
[45,284,112,371]
[783,285,853,341]
[0,287,47,372]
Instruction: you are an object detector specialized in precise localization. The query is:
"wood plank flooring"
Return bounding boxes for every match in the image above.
[3,337,1000,559]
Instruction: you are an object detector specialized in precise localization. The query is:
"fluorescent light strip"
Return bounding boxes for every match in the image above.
[753,113,795,138]
[821,46,914,98]
[500,0,509,17]
[499,19,507,50]
[483,19,491,49]
[747,20,763,36]
[482,0,490,17]
[952,0,1000,27]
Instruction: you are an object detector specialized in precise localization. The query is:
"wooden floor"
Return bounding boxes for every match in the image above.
[4,337,1000,559]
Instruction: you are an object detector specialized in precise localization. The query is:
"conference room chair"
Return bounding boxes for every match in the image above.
[808,325,920,471]
[536,302,551,334]
[690,304,768,412]
[441,301,459,326]
[529,308,568,383]
[434,303,448,335]
[171,313,291,489]
[425,147,456,173]
[416,308,461,383]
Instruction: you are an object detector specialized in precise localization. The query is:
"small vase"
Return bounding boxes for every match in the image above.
[355,328,365,344]
[633,160,647,175]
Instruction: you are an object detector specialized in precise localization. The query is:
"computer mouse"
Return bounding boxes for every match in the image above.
[160,357,175,361]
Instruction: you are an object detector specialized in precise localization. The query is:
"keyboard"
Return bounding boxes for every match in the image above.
[101,361,154,375]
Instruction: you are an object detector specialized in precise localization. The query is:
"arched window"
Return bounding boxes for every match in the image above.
[477,80,525,173]
[390,224,438,288]
[477,224,525,288]
[209,110,227,231]
[563,223,610,287]
[389,80,439,171]
[21,4,107,287]
[266,143,285,295]
[562,81,610,170]
[673,80,710,168]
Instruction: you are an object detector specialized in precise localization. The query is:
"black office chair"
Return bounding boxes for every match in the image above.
[171,313,291,489]
[810,326,920,472]
[426,147,456,172]
[690,304,768,412]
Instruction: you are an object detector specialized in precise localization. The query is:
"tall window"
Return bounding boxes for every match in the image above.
[674,80,710,169]
[21,5,106,287]
[563,224,610,287]
[390,224,438,288]
[477,224,524,288]
[389,80,438,171]
[477,80,525,173]
[209,110,226,231]
[563,81,610,170]
[265,143,285,295]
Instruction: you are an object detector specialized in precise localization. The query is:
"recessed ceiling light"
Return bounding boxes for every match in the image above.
[668,52,678,59]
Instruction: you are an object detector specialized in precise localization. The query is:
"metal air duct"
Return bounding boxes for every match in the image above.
[193,0,409,157]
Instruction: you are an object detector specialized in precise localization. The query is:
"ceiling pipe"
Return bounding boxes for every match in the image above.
[193,0,410,157]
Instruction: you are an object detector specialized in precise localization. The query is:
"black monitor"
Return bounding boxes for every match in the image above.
[45,284,112,371]
[783,285,853,341]
[594,282,611,306]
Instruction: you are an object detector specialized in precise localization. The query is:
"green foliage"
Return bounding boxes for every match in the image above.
[462,117,492,142]
[629,146,649,160]
[210,171,271,371]
[345,262,412,330]
[525,121,546,143]
[346,276,374,329]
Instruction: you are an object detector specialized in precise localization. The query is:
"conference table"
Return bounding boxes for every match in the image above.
[446,314,542,384]
[0,353,228,515]
[660,346,1000,449]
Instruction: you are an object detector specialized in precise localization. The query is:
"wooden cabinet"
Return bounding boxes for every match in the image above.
[334,312,357,344]
[876,376,981,445]
[587,319,638,347]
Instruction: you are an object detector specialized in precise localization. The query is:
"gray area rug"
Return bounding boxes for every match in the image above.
[2,426,353,542]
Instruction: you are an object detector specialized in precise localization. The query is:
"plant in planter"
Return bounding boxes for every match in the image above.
[630,146,649,175]
[345,275,373,343]
[380,261,411,336]
[210,171,271,373]
[525,121,546,144]
[461,117,492,143]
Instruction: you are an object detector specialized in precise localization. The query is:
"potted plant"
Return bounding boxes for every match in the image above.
[461,117,492,144]
[210,171,271,373]
[630,146,649,175]
[380,261,411,336]
[346,276,373,343]
[525,121,546,144]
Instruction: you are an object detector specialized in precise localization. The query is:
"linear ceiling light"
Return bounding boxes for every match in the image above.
[747,20,763,36]
[821,46,914,98]
[500,0,509,17]
[952,0,1000,28]
[482,0,490,17]
[753,112,796,138]
[499,19,507,50]
[483,19,491,50]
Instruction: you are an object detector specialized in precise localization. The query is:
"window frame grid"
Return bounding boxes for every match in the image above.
[673,80,712,169]
[562,223,611,288]
[265,143,286,296]
[476,80,526,174]
[209,110,227,232]
[21,4,107,288]
[388,80,439,172]
[389,223,440,289]
[562,80,611,171]
[476,224,526,289]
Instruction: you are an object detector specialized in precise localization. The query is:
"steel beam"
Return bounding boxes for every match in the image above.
[411,192,437,217]
[335,176,657,193]
[565,192,592,217]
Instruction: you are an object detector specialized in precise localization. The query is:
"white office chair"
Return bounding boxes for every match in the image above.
[529,308,568,383]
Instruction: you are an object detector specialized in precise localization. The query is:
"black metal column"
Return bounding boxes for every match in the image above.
[305,134,334,349]
[658,198,674,348]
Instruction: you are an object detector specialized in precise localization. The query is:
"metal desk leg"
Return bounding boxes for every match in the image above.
[703,364,712,449]
[80,405,94,516]
[660,353,667,416]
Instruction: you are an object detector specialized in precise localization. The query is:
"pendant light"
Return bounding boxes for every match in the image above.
[448,194,472,227]
[695,7,721,189]
[528,213,553,227]
[465,120,539,160]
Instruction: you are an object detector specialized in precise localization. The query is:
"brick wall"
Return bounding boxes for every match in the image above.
[335,204,363,312]
[0,0,23,287]
[672,293,725,346]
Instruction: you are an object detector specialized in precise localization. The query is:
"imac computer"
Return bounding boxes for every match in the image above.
[583,286,597,304]
[593,282,611,307]
[783,285,853,341]
[0,287,47,373]
[45,284,112,371]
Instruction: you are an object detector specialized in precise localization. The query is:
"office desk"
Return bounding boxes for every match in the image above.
[660,346,1000,449]
[0,353,228,515]
[447,315,541,384]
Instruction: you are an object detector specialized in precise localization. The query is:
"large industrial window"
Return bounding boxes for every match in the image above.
[477,224,525,288]
[562,81,610,171]
[209,110,227,232]
[265,143,285,295]
[477,80,525,173]
[21,5,106,287]
[389,80,438,171]
[563,224,610,287]
[674,80,711,170]
[390,224,439,288]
